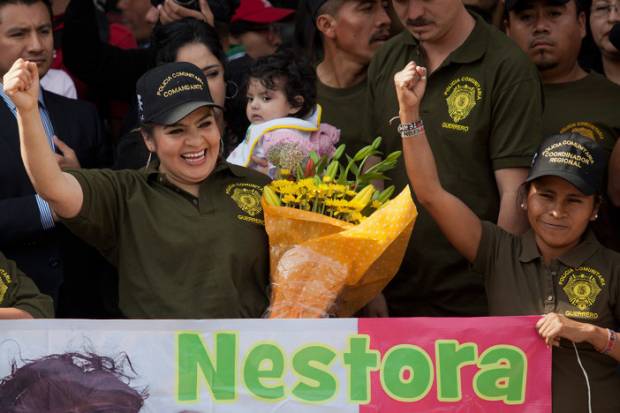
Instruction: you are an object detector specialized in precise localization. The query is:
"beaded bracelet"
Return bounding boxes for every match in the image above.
[600,328,617,354]
[398,120,425,138]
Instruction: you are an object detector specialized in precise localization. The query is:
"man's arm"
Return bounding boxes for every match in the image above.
[608,138,620,207]
[495,168,529,234]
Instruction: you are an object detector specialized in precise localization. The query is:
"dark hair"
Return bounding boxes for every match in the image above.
[247,49,317,119]
[506,0,587,20]
[229,20,272,36]
[294,0,345,63]
[0,0,52,19]
[152,18,227,70]
[0,352,148,412]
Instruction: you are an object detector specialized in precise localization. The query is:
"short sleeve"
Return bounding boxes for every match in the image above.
[489,57,543,170]
[472,221,503,280]
[61,169,123,255]
[0,253,54,318]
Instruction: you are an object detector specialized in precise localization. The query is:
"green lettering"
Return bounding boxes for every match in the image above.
[380,345,433,402]
[243,343,285,400]
[177,332,237,402]
[343,335,380,403]
[473,345,527,404]
[292,345,338,403]
[436,340,477,401]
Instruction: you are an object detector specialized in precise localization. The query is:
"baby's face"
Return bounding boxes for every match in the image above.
[246,78,297,124]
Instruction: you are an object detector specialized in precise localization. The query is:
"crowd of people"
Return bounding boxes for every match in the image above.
[0,0,619,411]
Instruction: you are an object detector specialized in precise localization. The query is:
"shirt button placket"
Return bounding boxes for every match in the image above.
[544,268,557,312]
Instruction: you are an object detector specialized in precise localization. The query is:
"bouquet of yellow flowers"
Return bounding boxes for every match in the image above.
[262,138,417,318]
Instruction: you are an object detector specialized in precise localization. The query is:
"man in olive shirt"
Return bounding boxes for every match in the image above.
[296,0,391,155]
[367,0,543,316]
[506,0,620,250]
[0,251,54,319]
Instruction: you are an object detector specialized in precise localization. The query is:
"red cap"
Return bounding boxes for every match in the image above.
[231,0,294,23]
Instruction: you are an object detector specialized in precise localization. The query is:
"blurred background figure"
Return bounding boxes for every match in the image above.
[117,0,156,46]
[589,1,620,84]
[229,0,295,59]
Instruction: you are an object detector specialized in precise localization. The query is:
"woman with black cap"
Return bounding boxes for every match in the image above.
[4,58,270,320]
[394,61,620,412]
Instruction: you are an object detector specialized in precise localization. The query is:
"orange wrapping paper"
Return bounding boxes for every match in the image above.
[264,186,417,318]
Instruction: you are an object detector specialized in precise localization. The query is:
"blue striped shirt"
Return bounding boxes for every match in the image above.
[0,85,56,230]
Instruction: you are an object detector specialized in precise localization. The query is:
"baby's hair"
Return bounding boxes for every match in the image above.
[0,351,148,412]
[247,49,317,119]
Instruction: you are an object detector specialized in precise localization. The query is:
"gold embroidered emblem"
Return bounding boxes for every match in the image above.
[447,84,476,123]
[560,122,605,143]
[226,183,263,218]
[442,77,482,132]
[231,187,261,216]
[559,267,605,311]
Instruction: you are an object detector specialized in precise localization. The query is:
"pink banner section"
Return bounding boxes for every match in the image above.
[358,316,551,413]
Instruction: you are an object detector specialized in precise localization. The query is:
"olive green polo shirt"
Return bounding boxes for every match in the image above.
[474,221,620,413]
[0,251,54,318]
[316,78,373,157]
[366,13,543,316]
[63,162,271,319]
[543,73,620,156]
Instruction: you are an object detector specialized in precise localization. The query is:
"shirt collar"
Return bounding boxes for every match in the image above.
[519,228,601,268]
[558,229,601,268]
[401,12,489,65]
[519,229,541,263]
[146,159,247,183]
[0,83,46,112]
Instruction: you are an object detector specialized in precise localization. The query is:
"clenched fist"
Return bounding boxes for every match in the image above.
[2,58,40,113]
[394,61,427,121]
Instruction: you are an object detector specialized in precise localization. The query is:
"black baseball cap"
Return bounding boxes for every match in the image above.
[136,61,222,125]
[526,133,606,196]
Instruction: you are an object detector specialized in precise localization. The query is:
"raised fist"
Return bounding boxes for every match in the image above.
[2,58,40,113]
[394,61,428,116]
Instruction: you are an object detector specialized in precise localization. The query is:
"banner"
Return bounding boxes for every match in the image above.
[0,317,551,412]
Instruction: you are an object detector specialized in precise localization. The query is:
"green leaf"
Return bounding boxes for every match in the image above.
[333,144,346,161]
[358,172,390,182]
[371,136,382,150]
[309,151,320,164]
[315,155,328,175]
[353,146,373,162]
[385,150,402,163]
[295,163,304,180]
[377,185,395,203]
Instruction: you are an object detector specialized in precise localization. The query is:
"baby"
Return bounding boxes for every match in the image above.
[227,50,339,177]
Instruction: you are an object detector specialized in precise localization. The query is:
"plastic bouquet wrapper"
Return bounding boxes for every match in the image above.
[262,138,418,318]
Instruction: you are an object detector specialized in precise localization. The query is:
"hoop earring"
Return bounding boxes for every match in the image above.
[145,151,152,169]
[226,80,239,100]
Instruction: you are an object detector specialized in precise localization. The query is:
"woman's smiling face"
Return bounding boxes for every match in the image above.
[527,175,598,257]
[144,106,220,196]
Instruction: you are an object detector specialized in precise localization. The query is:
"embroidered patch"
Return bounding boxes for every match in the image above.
[560,122,605,143]
[226,183,264,223]
[442,76,482,132]
[559,267,605,315]
[0,268,12,304]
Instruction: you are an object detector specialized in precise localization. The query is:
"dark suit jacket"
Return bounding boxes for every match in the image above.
[0,90,113,315]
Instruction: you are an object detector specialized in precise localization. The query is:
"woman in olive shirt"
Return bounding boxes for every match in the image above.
[5,59,270,319]
[0,251,53,319]
[393,61,620,412]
